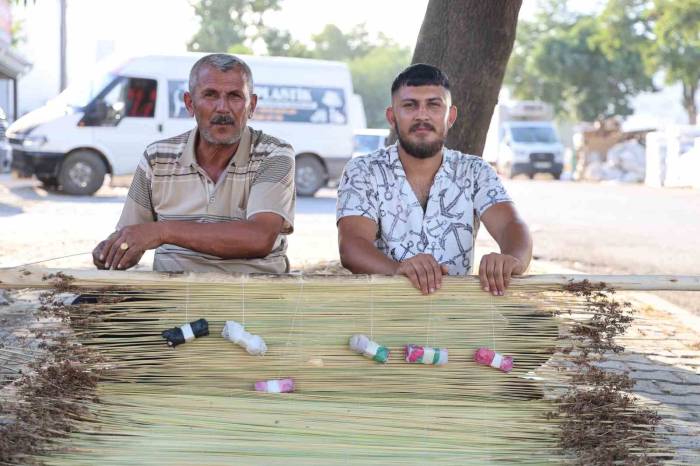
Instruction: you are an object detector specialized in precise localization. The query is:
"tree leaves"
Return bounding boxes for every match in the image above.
[505,5,653,121]
[506,0,700,123]
[187,0,281,53]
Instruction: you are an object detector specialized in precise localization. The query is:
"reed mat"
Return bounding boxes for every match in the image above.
[1,269,695,465]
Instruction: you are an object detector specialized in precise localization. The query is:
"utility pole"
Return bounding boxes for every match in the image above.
[59,0,66,91]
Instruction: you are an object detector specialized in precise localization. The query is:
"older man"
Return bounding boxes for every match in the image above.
[337,64,532,295]
[93,54,295,273]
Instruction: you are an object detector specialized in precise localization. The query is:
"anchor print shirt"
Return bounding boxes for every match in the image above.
[336,144,512,275]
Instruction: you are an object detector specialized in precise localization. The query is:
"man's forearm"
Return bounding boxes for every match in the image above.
[160,220,278,259]
[496,220,532,272]
[339,236,399,275]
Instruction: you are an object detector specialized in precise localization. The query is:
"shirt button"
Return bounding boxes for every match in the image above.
[209,196,214,204]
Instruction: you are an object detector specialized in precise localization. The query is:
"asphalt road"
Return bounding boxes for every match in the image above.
[1,174,698,310]
[504,177,700,313]
[507,178,700,277]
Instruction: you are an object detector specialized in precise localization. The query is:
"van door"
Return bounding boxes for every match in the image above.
[84,76,162,175]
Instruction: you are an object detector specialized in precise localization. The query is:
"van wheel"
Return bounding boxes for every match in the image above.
[58,150,107,195]
[295,156,326,197]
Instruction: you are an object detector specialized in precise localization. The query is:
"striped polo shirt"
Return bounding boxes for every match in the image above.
[116,126,295,273]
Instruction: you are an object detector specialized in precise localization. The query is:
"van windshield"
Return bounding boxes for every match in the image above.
[510,126,559,144]
[51,72,116,109]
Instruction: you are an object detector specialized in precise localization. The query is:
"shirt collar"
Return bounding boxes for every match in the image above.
[179,126,252,168]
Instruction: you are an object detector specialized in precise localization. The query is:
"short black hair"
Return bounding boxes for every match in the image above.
[391,63,450,95]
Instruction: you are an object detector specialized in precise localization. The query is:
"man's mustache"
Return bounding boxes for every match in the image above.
[410,122,436,132]
[210,115,236,125]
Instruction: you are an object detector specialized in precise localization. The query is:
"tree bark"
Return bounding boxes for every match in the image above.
[411,0,522,156]
[682,81,698,125]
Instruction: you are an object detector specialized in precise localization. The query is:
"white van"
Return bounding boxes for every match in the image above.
[483,100,564,179]
[9,53,363,196]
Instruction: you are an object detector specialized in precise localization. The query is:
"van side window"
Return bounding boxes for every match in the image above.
[98,78,127,126]
[125,78,157,118]
[81,77,157,127]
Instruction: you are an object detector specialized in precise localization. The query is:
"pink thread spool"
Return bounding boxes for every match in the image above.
[474,347,513,373]
[404,344,448,365]
[254,378,295,393]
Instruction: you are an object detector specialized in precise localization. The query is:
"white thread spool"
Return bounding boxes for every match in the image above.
[222,320,267,356]
[349,334,390,363]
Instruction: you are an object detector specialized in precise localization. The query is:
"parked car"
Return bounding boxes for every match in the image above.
[352,128,390,158]
[0,106,11,173]
[9,53,366,196]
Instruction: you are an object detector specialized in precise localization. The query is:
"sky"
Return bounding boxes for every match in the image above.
[16,0,430,76]
[12,0,431,112]
[10,0,689,126]
[264,0,428,48]
[12,0,598,96]
[13,0,604,92]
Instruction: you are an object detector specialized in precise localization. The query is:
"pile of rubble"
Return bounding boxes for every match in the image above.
[573,119,650,183]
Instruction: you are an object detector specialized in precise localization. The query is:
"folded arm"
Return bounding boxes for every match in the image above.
[94,144,294,271]
[96,213,284,270]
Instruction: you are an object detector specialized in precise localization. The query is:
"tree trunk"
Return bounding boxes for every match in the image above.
[411,0,522,156]
[682,81,698,125]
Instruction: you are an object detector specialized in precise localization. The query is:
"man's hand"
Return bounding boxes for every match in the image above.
[478,252,525,296]
[96,223,162,271]
[395,254,449,295]
[92,237,113,269]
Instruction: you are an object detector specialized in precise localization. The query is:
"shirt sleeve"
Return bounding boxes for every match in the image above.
[336,156,378,223]
[472,160,512,218]
[246,146,296,234]
[116,153,157,229]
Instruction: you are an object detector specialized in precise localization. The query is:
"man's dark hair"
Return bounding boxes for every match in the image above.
[390,63,450,95]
